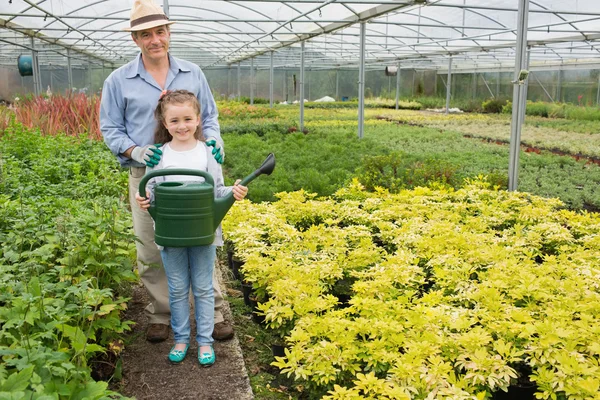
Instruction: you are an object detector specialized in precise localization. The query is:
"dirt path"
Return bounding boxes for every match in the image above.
[115,265,253,400]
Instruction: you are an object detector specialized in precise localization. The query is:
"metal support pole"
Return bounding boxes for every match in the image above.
[508,0,530,192]
[358,22,366,139]
[250,58,254,105]
[163,0,169,17]
[395,62,401,110]
[307,70,310,101]
[472,72,477,100]
[411,69,415,96]
[445,56,452,114]
[481,74,495,98]
[556,69,562,102]
[30,37,39,96]
[284,70,288,102]
[461,0,466,37]
[335,69,339,100]
[496,69,501,97]
[227,66,231,98]
[36,56,43,95]
[597,72,600,106]
[269,51,274,108]
[237,62,241,100]
[88,61,93,92]
[300,41,305,131]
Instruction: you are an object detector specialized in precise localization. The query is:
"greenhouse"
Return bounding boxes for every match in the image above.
[1,0,600,399]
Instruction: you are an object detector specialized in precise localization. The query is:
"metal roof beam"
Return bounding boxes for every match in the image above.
[0,18,113,65]
[223,0,425,65]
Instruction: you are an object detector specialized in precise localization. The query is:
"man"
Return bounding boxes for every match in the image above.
[100,0,232,342]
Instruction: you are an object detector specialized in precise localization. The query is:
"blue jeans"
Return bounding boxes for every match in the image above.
[160,245,215,346]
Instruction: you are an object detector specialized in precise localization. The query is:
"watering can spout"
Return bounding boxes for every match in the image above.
[213,153,276,229]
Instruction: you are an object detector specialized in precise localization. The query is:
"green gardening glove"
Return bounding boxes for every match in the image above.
[131,143,163,167]
[206,137,224,164]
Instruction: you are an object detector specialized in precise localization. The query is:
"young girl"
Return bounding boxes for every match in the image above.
[136,89,247,366]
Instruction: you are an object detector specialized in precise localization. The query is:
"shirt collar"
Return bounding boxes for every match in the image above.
[125,53,190,79]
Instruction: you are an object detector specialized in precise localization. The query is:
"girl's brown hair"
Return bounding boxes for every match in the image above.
[153,89,203,145]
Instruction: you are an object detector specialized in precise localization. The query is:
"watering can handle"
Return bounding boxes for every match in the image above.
[138,169,214,199]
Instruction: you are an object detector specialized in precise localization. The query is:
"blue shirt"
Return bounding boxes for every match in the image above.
[100,53,221,167]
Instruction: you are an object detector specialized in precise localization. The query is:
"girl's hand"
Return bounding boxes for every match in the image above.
[135,191,150,210]
[232,179,248,201]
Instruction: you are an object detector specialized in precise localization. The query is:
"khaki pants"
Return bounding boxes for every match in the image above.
[129,167,224,325]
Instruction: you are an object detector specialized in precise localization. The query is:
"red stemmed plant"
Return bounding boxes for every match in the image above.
[12,92,101,140]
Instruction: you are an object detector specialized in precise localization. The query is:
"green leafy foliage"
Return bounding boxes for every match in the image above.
[0,124,134,399]
[502,100,600,121]
[357,152,461,192]
[481,98,508,114]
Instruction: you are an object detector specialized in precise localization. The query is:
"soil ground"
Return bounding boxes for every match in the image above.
[112,264,254,400]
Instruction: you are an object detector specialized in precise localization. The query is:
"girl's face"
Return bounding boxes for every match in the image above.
[162,102,200,145]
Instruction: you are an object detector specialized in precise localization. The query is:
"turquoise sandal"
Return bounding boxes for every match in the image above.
[198,345,215,367]
[168,344,189,364]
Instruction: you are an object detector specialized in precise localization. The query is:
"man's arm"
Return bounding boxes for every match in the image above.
[197,69,222,144]
[100,75,137,163]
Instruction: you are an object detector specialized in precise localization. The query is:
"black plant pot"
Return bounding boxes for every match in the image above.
[251,311,265,324]
[335,293,351,308]
[271,343,286,358]
[231,258,245,281]
[493,384,537,400]
[241,282,253,307]
[227,248,234,270]
[249,296,265,324]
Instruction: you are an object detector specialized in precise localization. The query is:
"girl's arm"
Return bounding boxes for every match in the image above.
[232,179,248,201]
[135,191,151,210]
[207,143,247,200]
[135,161,165,210]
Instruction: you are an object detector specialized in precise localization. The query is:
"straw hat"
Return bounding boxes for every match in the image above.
[123,0,175,32]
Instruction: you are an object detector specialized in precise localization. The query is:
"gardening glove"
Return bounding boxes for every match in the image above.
[206,137,224,164]
[130,144,162,168]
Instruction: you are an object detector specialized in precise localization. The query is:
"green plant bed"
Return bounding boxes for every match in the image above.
[0,124,135,399]
[222,118,600,209]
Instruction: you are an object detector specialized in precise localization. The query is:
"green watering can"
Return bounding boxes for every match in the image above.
[139,153,275,247]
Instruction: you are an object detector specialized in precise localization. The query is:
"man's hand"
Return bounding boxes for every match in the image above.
[131,144,163,167]
[206,137,224,164]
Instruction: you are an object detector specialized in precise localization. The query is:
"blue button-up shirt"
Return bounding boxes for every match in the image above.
[100,53,221,167]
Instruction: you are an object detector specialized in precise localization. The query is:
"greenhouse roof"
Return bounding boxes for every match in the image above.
[1,0,599,71]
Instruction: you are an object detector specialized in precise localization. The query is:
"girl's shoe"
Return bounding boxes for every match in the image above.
[198,345,216,367]
[168,344,189,364]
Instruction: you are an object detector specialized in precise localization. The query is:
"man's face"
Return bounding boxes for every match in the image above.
[132,25,170,61]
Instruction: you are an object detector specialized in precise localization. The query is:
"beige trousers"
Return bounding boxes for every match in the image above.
[129,167,224,325]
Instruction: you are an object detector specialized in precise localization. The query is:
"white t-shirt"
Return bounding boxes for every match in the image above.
[158,140,208,183]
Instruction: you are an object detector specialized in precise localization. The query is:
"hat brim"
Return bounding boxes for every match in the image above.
[123,20,175,32]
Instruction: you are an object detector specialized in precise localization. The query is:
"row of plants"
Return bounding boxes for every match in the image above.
[302,100,422,110]
[223,119,600,210]
[216,101,280,119]
[0,124,134,399]
[223,179,600,399]
[501,100,600,121]
[375,110,600,159]
[6,93,101,140]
